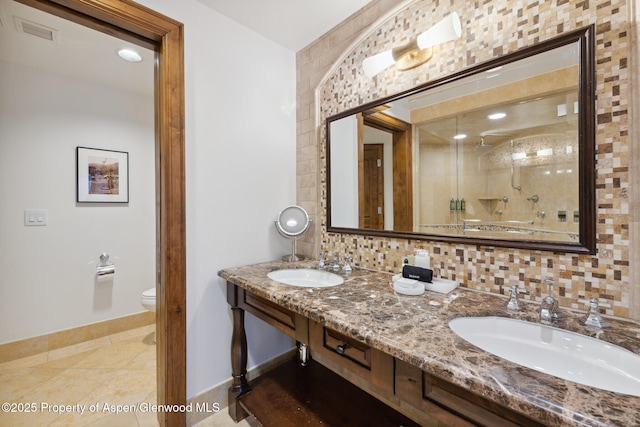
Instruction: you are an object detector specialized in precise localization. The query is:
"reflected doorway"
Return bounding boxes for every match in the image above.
[360,113,413,232]
[362,142,384,229]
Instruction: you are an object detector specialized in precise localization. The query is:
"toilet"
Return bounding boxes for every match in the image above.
[140,287,156,312]
[140,287,156,342]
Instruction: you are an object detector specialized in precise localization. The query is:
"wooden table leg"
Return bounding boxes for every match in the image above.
[227,283,250,421]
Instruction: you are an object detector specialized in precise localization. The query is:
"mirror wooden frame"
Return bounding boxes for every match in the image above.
[327,25,595,254]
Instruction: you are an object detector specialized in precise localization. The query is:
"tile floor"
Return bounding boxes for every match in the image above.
[0,325,248,427]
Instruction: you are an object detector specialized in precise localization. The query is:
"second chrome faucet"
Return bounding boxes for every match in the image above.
[539,278,559,324]
[319,252,352,272]
[505,277,611,329]
[505,285,528,311]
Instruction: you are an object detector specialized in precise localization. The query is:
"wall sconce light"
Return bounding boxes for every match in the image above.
[362,12,461,78]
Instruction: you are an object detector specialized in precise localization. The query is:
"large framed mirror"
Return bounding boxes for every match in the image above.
[327,26,595,254]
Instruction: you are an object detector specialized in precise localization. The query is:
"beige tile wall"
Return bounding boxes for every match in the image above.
[295,0,411,257]
[630,1,639,320]
[296,0,639,321]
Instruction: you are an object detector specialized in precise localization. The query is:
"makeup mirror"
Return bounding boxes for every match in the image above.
[275,205,311,262]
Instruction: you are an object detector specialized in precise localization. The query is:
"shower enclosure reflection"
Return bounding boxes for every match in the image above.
[326,27,595,253]
[416,102,579,242]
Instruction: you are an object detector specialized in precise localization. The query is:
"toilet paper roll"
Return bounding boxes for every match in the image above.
[97,272,114,282]
[96,265,115,282]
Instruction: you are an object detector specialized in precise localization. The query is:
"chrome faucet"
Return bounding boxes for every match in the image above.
[580,298,611,328]
[504,285,528,311]
[539,278,559,324]
[327,252,340,270]
[342,256,352,273]
[318,252,326,269]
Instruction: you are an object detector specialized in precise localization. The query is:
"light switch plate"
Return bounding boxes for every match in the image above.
[24,209,48,226]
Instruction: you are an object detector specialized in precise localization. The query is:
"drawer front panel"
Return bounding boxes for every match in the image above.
[239,289,296,336]
[309,321,393,393]
[322,327,371,368]
[395,359,541,427]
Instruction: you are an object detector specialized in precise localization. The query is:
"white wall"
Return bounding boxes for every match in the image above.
[330,115,359,227]
[0,60,156,342]
[135,0,297,399]
[0,0,297,403]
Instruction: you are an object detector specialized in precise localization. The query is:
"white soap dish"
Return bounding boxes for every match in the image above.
[424,277,457,294]
[393,278,425,296]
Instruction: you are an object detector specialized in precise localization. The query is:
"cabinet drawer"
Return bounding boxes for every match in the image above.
[238,288,296,337]
[322,325,371,368]
[395,359,543,427]
[309,320,393,392]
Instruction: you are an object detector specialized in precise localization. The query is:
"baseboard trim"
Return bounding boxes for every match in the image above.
[0,311,155,363]
[187,348,296,426]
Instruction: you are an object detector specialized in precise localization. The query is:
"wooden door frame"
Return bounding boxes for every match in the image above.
[15,1,186,426]
[361,113,413,231]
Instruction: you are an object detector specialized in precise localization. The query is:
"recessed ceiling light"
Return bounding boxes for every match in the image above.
[117,48,142,63]
[453,133,467,140]
[488,112,506,120]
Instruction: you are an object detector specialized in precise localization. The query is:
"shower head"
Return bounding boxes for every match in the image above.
[474,137,492,150]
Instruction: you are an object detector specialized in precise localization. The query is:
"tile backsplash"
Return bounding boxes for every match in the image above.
[296,0,634,319]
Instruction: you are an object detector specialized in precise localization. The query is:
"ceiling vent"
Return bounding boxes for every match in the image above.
[13,16,59,42]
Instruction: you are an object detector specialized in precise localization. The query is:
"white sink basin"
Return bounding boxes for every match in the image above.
[267,269,344,288]
[449,316,640,396]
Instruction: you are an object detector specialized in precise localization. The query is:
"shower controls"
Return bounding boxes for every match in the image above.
[527,194,539,203]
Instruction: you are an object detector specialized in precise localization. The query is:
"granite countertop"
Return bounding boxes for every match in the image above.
[218,260,640,427]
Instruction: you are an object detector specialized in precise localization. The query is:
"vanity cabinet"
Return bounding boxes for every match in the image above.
[226,282,418,426]
[227,282,542,427]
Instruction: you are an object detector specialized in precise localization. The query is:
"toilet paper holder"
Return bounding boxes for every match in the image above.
[96,253,115,280]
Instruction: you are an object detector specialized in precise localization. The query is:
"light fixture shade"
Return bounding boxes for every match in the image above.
[362,49,394,78]
[362,12,461,78]
[416,12,461,49]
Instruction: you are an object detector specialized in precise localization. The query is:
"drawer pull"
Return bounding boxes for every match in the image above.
[336,344,347,354]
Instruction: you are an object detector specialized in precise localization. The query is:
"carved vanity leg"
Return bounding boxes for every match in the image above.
[227,283,250,421]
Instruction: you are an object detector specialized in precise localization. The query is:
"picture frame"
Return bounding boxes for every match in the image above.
[76,147,129,203]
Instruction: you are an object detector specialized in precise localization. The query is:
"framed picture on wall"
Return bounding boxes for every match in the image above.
[76,147,129,203]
